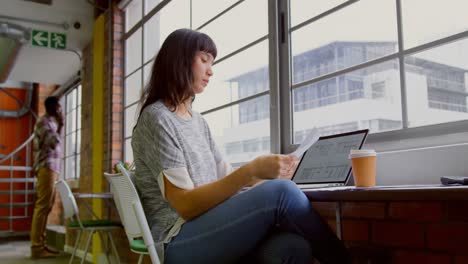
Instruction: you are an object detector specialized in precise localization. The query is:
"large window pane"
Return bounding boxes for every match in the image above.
[125,0,142,32]
[66,89,76,113]
[204,95,271,167]
[192,0,238,29]
[193,41,269,113]
[143,0,190,63]
[77,130,81,154]
[65,156,75,179]
[125,104,139,138]
[66,109,76,134]
[77,85,82,106]
[65,134,76,157]
[198,0,268,59]
[145,0,161,14]
[290,0,347,27]
[62,85,81,179]
[77,106,81,130]
[125,28,142,75]
[293,59,402,143]
[405,38,468,128]
[402,0,468,49]
[290,0,397,85]
[125,70,142,106]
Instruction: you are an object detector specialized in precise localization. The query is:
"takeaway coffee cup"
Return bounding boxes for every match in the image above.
[349,149,377,187]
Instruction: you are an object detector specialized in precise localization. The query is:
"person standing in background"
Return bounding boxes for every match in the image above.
[30,96,63,259]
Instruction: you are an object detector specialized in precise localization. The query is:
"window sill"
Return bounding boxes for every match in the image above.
[304,184,468,201]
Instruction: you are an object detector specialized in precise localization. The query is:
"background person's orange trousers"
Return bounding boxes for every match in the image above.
[30,168,58,250]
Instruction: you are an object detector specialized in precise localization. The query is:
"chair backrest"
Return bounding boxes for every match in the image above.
[55,180,79,220]
[104,171,143,239]
[105,164,160,264]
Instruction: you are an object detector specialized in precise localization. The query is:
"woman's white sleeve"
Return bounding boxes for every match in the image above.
[157,167,194,199]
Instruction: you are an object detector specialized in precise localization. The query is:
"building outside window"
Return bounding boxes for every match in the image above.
[122,0,468,167]
[61,85,81,179]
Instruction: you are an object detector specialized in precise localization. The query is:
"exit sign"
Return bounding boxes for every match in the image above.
[31,29,66,50]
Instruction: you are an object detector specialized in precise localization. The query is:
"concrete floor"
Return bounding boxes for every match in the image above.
[0,238,74,264]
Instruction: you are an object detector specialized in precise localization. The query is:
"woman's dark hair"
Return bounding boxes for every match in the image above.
[138,28,217,116]
[44,96,63,133]
[44,96,60,116]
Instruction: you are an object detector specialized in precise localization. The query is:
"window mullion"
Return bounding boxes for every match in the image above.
[396,0,408,129]
[268,0,280,154]
[279,0,293,154]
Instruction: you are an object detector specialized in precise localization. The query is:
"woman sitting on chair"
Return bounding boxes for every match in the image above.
[131,28,351,264]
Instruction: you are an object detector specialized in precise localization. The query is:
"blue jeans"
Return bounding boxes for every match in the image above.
[165,180,351,264]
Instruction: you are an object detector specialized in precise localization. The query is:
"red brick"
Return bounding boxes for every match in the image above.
[113,41,123,51]
[112,104,123,112]
[389,202,443,222]
[454,255,468,264]
[113,32,123,41]
[113,23,123,33]
[427,223,468,253]
[113,8,123,23]
[311,202,337,218]
[111,87,122,95]
[112,133,122,140]
[372,222,424,248]
[113,67,123,77]
[113,49,122,59]
[112,114,122,122]
[342,220,369,242]
[112,76,123,83]
[113,79,123,86]
[392,250,451,264]
[112,123,122,131]
[111,142,122,150]
[446,201,468,222]
[342,202,386,219]
[112,93,122,103]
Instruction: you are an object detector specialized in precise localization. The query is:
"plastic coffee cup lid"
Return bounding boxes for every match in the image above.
[349,149,377,159]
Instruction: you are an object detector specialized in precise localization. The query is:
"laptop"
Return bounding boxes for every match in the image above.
[292,129,369,189]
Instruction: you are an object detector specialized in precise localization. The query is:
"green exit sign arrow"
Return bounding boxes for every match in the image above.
[32,30,48,47]
[31,29,67,50]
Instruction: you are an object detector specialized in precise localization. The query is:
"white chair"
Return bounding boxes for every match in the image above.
[55,180,121,264]
[104,163,160,264]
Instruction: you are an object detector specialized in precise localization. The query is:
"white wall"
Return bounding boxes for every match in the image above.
[1,0,94,85]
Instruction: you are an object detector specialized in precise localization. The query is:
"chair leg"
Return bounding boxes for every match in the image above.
[98,232,111,264]
[81,230,94,264]
[69,230,82,264]
[107,232,121,264]
[137,254,144,264]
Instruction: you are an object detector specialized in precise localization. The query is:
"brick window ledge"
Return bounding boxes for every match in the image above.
[304,185,468,263]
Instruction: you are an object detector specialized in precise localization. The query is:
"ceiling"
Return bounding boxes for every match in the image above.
[0,0,95,86]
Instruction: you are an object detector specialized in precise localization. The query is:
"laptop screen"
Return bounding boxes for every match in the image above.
[292,129,368,185]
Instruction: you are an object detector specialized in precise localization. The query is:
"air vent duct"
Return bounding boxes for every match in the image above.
[0,22,30,83]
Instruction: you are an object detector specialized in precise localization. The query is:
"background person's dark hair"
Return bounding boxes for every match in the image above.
[138,28,217,117]
[44,96,63,134]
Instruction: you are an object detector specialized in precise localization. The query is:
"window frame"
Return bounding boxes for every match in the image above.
[279,0,468,154]
[121,0,468,165]
[61,83,82,180]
